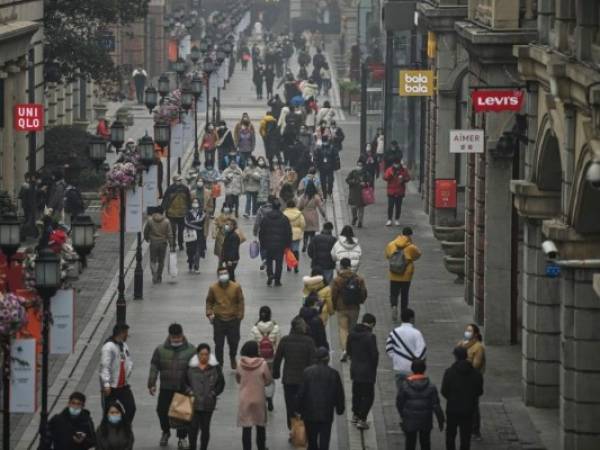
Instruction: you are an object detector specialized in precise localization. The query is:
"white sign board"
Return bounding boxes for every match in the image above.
[143,165,159,210]
[449,129,484,153]
[171,123,184,159]
[10,338,36,413]
[50,289,74,354]
[125,188,143,233]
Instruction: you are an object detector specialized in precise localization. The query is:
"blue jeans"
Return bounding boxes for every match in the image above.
[322,269,334,284]
[245,191,258,215]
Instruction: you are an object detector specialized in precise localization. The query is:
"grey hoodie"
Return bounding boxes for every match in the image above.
[143,213,173,244]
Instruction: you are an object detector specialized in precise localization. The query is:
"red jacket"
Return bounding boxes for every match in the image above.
[383,165,410,197]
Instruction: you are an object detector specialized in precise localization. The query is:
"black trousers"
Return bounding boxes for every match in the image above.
[303,231,316,250]
[473,400,480,434]
[157,389,187,438]
[387,195,404,220]
[266,248,284,282]
[320,170,334,198]
[169,216,185,249]
[305,421,333,450]
[352,382,374,421]
[102,385,136,424]
[242,426,266,450]
[212,318,241,366]
[283,383,300,429]
[446,413,473,450]
[189,410,213,450]
[390,280,411,311]
[204,149,215,166]
[405,429,431,450]
[225,194,240,216]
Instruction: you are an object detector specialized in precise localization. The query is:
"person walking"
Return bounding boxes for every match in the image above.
[298,181,326,252]
[221,218,241,281]
[347,313,378,430]
[383,158,411,226]
[264,64,276,99]
[253,195,276,270]
[441,347,483,450]
[258,200,292,286]
[397,360,445,450]
[253,63,265,100]
[345,159,370,228]
[331,225,362,272]
[216,121,236,171]
[384,140,403,170]
[331,258,368,362]
[185,343,226,450]
[303,268,334,324]
[384,227,422,320]
[234,113,256,168]
[99,324,136,424]
[184,199,206,273]
[297,347,345,450]
[236,341,273,450]
[273,316,317,430]
[255,157,271,211]
[201,123,219,167]
[260,111,281,170]
[307,222,336,283]
[162,174,192,250]
[315,135,337,200]
[205,265,245,369]
[320,63,332,97]
[95,401,134,450]
[457,324,486,440]
[329,120,345,153]
[242,157,261,218]
[144,206,174,284]
[284,199,306,273]
[385,308,427,392]
[299,293,329,349]
[213,204,234,261]
[147,323,196,448]
[222,159,244,218]
[250,306,281,412]
[41,391,96,450]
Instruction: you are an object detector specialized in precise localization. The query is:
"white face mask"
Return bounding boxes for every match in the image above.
[218,273,229,283]
[464,331,473,340]
[192,203,200,209]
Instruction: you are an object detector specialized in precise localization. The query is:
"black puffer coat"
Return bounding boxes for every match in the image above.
[347,323,378,383]
[441,360,483,415]
[307,232,336,270]
[396,375,444,432]
[299,306,329,350]
[272,318,316,385]
[41,407,96,450]
[258,209,292,252]
[297,363,345,423]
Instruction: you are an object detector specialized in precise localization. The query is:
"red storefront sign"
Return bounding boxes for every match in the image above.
[435,179,457,209]
[13,103,44,131]
[471,90,524,113]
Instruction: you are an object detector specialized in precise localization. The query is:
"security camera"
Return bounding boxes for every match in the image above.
[541,240,558,259]
[587,161,600,190]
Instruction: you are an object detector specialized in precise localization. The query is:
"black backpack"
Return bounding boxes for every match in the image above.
[342,274,362,306]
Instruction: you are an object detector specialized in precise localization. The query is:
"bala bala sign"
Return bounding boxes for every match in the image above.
[471,90,524,113]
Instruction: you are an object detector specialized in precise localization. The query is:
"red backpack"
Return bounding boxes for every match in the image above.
[259,331,274,359]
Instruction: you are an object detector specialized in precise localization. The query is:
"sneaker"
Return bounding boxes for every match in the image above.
[260,262,266,270]
[340,351,348,362]
[160,432,169,447]
[267,397,274,411]
[391,306,398,322]
[385,220,392,226]
[274,280,282,287]
[356,420,370,430]
[352,217,357,226]
[243,213,250,218]
[357,222,363,228]
[394,220,401,226]
[267,277,273,286]
[294,267,299,274]
[178,437,190,449]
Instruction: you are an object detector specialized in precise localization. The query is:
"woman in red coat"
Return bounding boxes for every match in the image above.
[383,158,411,226]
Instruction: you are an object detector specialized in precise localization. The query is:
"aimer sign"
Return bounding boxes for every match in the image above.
[13,103,44,132]
[399,70,434,97]
[450,129,484,153]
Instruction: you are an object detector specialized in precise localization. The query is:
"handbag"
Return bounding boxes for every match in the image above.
[361,186,375,205]
[168,251,178,278]
[249,240,260,259]
[285,248,298,268]
[183,228,197,243]
[290,416,307,448]
[168,393,194,423]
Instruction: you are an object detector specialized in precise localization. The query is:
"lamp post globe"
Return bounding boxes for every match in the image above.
[191,45,201,64]
[34,247,61,295]
[153,121,171,148]
[89,135,107,168]
[181,87,194,112]
[144,85,158,114]
[110,120,125,150]
[173,57,186,77]
[70,215,96,268]
[138,134,156,168]
[203,58,215,76]
[0,212,21,259]
[191,74,203,97]
[158,74,170,98]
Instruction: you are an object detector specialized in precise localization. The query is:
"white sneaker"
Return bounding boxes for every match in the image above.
[394,220,401,226]
[385,220,392,226]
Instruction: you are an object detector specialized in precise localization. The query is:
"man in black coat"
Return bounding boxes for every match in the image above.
[307,222,337,283]
[258,200,292,286]
[441,346,483,450]
[40,391,96,450]
[297,347,345,450]
[347,313,378,430]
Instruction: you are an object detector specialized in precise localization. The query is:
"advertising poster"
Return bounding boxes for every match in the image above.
[50,289,75,354]
[10,338,36,413]
[125,188,143,233]
[143,165,159,210]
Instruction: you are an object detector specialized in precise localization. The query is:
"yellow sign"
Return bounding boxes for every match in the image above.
[427,32,437,59]
[399,70,434,97]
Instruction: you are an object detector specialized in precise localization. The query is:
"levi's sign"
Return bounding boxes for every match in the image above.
[399,70,434,96]
[13,103,44,132]
[449,130,484,153]
[471,90,524,113]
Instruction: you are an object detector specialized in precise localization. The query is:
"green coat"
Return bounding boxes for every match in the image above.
[346,169,368,207]
[148,338,196,391]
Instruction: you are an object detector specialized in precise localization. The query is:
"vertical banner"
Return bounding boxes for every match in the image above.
[161,157,168,193]
[50,289,75,354]
[10,338,37,413]
[125,188,143,233]
[171,123,184,159]
[143,165,159,210]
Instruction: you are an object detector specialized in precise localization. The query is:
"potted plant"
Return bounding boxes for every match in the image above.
[338,79,360,111]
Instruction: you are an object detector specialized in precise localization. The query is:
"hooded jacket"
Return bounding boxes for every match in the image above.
[258,209,292,252]
[272,318,317,385]
[299,306,329,349]
[143,213,173,245]
[148,338,196,391]
[307,231,336,270]
[331,236,362,271]
[185,354,225,411]
[222,166,244,196]
[331,269,368,312]
[397,374,444,432]
[303,275,334,323]
[99,338,133,389]
[253,202,274,237]
[347,323,378,383]
[284,207,306,241]
[42,407,96,450]
[383,165,411,197]
[297,362,345,423]
[243,166,262,192]
[384,235,422,282]
[301,80,319,99]
[250,320,282,355]
[162,182,192,218]
[441,360,483,415]
[236,356,273,427]
[259,114,278,138]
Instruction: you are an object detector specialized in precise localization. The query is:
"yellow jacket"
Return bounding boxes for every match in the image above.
[302,275,334,323]
[458,339,486,374]
[284,207,306,241]
[384,235,421,282]
[259,114,277,137]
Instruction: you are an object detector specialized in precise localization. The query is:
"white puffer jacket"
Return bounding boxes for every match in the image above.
[99,340,133,389]
[331,236,362,271]
[250,320,281,350]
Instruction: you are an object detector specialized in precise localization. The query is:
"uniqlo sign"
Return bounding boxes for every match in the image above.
[13,103,44,132]
[471,90,524,113]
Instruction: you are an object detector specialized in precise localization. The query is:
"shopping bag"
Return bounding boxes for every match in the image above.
[285,248,298,269]
[168,393,194,423]
[211,183,222,198]
[290,416,307,448]
[249,240,260,259]
[183,228,197,243]
[361,186,375,205]
[168,251,178,278]
[265,380,275,398]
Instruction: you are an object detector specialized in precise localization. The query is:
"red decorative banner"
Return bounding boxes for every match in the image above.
[471,90,524,113]
[13,104,44,131]
[435,179,457,209]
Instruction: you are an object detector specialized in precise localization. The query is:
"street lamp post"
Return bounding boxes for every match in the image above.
[203,58,215,127]
[154,121,171,199]
[191,74,203,167]
[173,57,186,88]
[180,87,194,174]
[156,74,172,187]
